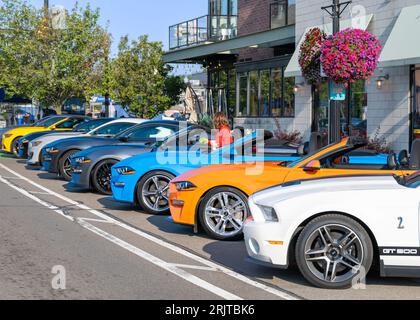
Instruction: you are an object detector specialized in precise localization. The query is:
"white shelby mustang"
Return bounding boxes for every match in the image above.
[244,173,420,289]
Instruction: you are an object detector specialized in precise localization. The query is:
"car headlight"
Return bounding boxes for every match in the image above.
[175,181,197,191]
[115,166,136,175]
[73,156,91,164]
[21,139,29,144]
[45,147,59,153]
[32,141,43,147]
[258,205,278,222]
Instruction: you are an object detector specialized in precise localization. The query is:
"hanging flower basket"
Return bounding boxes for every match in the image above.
[320,28,382,84]
[298,28,326,84]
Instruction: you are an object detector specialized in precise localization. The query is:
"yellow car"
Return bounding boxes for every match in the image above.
[2,115,89,156]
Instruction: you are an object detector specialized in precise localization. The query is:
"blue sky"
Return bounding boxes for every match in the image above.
[29,0,207,53]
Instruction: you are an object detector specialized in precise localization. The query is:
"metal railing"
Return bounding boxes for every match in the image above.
[270,0,296,29]
[169,15,238,50]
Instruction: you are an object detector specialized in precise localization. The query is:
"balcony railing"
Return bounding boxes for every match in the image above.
[270,0,296,29]
[169,15,238,50]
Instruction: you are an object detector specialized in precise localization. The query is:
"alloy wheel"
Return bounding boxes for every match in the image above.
[141,175,172,213]
[204,192,246,238]
[304,224,364,283]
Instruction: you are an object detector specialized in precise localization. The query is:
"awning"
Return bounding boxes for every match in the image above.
[164,25,295,64]
[379,5,420,67]
[284,14,373,77]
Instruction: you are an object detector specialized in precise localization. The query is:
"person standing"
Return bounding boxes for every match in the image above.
[210,112,233,149]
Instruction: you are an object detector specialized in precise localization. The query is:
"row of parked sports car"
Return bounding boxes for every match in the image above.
[2,115,420,289]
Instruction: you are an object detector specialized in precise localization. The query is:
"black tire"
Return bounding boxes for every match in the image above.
[58,150,79,181]
[198,187,249,241]
[136,171,175,215]
[91,159,119,195]
[11,137,21,158]
[295,214,373,289]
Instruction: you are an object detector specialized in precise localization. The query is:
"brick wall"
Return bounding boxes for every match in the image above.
[237,0,274,61]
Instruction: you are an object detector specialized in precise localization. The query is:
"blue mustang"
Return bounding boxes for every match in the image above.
[111,130,301,215]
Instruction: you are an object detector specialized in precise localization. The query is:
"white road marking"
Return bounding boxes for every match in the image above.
[170,264,218,272]
[0,163,299,300]
[0,173,241,300]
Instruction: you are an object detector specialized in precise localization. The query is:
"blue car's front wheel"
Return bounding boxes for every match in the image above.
[136,171,175,215]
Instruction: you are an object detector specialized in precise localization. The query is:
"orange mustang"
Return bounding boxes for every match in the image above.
[169,137,420,240]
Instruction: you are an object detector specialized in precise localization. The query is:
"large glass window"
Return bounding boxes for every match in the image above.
[349,80,367,138]
[235,68,295,118]
[413,67,420,141]
[312,80,367,142]
[259,70,271,116]
[283,77,295,117]
[238,72,248,117]
[271,68,282,117]
[249,71,259,116]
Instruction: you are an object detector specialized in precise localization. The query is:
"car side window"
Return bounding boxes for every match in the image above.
[55,118,85,129]
[126,125,176,141]
[94,123,135,135]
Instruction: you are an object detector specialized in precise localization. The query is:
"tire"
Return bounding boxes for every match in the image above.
[295,214,373,289]
[136,171,175,215]
[198,187,249,241]
[58,150,79,181]
[91,159,119,195]
[11,137,21,158]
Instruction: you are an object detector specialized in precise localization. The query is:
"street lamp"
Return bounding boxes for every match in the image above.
[321,0,352,144]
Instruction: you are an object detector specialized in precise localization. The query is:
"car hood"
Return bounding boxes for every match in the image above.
[172,161,284,182]
[251,175,402,207]
[5,126,47,135]
[76,144,152,157]
[42,132,81,139]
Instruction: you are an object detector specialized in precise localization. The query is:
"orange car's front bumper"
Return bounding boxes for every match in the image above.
[169,183,203,227]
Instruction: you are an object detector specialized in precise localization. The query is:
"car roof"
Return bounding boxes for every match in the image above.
[105,118,146,124]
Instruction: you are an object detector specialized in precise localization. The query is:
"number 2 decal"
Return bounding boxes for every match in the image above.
[398,217,405,229]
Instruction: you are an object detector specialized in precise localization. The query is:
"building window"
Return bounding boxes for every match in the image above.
[270,0,296,29]
[238,72,248,117]
[249,71,259,116]
[312,80,367,142]
[259,70,271,116]
[236,68,295,118]
[413,66,420,141]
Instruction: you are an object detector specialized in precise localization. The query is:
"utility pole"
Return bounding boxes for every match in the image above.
[322,0,351,143]
[44,0,49,18]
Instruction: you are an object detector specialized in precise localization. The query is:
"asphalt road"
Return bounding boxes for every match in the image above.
[0,153,419,300]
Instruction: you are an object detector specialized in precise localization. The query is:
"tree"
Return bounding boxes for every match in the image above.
[0,0,110,113]
[164,75,186,107]
[110,35,170,118]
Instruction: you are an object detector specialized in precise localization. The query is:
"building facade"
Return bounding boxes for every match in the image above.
[164,0,420,152]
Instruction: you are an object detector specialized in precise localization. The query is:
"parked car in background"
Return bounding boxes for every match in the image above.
[40,120,178,181]
[111,131,301,216]
[70,123,208,195]
[1,115,90,157]
[168,137,419,241]
[18,118,113,159]
[26,118,130,165]
[244,172,420,289]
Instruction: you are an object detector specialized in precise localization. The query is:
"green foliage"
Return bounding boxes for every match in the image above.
[110,35,170,118]
[0,0,110,112]
[164,75,186,106]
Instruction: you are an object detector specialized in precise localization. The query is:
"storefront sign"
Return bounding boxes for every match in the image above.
[329,81,346,101]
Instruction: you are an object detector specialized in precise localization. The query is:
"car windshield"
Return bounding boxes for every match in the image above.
[157,126,210,150]
[73,119,111,133]
[396,172,420,188]
[36,116,67,127]
[286,142,340,168]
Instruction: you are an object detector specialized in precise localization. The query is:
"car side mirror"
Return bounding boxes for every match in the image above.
[119,136,129,142]
[304,160,321,172]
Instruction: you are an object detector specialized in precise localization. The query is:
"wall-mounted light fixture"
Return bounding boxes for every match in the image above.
[293,82,305,93]
[376,74,389,89]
